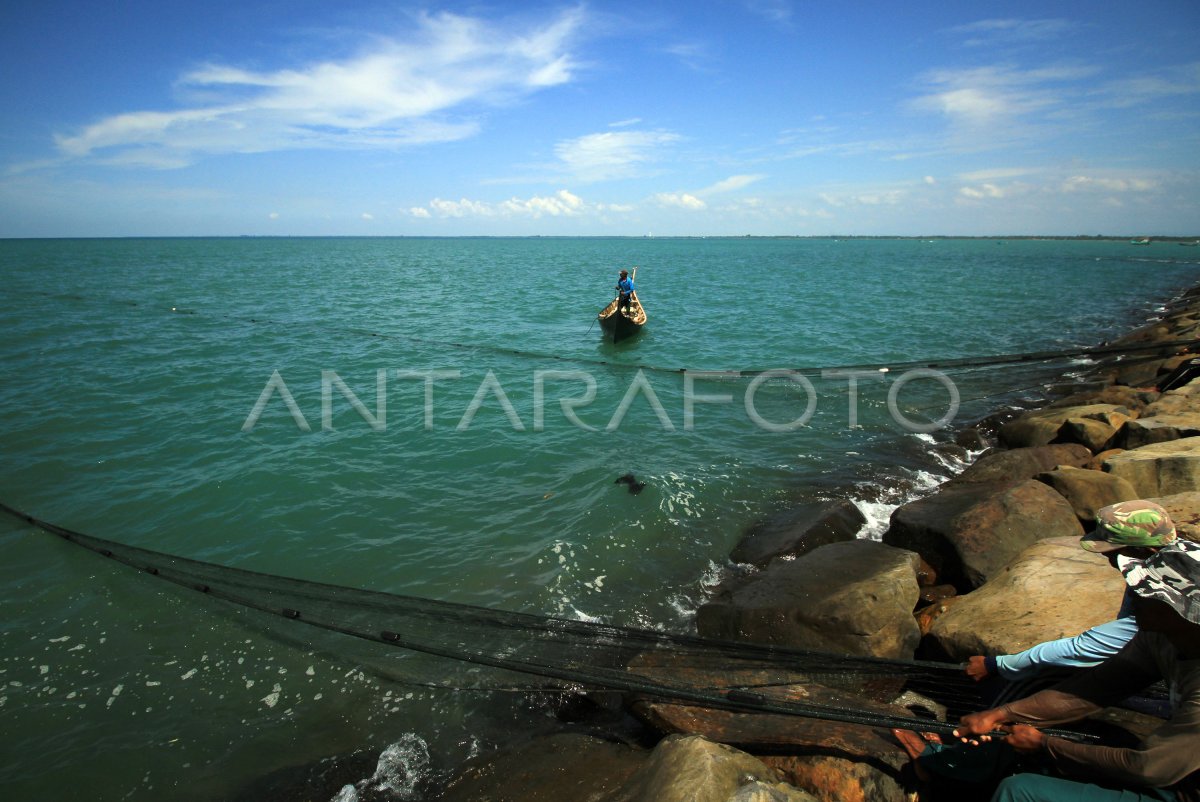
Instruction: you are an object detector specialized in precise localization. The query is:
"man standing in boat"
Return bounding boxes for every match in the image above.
[616,269,635,314]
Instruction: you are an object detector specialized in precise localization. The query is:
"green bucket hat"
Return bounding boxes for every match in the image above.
[1080,500,1177,553]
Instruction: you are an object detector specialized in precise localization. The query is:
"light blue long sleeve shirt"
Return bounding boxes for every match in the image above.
[991,590,1138,681]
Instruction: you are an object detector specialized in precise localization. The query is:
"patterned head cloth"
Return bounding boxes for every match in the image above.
[1080,500,1177,553]
[1120,540,1200,625]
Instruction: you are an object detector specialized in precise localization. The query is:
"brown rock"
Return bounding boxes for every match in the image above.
[1142,378,1200,416]
[610,735,808,802]
[1110,322,1171,346]
[696,541,922,659]
[442,733,818,802]
[762,754,907,802]
[1088,448,1125,470]
[632,709,902,802]
[730,500,865,568]
[999,405,1131,449]
[915,597,961,637]
[1150,491,1200,542]
[950,443,1092,485]
[1114,414,1200,450]
[628,685,908,802]
[1056,416,1125,452]
[1047,384,1158,413]
[924,537,1126,662]
[1035,465,1139,523]
[1101,436,1200,497]
[1115,357,1174,387]
[919,584,957,605]
[916,556,939,587]
[883,479,1085,591]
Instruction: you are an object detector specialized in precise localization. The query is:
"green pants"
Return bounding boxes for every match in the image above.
[992,773,1178,802]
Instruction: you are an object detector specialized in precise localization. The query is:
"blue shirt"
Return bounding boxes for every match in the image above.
[617,277,634,294]
[989,589,1139,681]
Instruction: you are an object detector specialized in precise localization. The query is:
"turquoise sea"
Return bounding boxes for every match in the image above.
[1,237,1198,800]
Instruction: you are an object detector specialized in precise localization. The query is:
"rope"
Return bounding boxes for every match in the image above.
[0,500,1097,743]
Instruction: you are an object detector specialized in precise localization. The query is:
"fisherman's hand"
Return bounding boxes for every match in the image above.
[965,656,990,682]
[954,709,1008,745]
[1002,724,1045,754]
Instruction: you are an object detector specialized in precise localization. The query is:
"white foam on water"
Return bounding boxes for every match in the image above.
[664,559,729,628]
[854,458,961,542]
[331,733,431,802]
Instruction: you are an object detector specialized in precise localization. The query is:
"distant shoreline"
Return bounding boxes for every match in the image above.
[3,234,1200,242]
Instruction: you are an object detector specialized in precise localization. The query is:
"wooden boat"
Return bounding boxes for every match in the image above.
[597,273,647,343]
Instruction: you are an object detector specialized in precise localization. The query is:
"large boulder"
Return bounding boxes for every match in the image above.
[1150,491,1200,542]
[1047,384,1158,414]
[1056,416,1127,452]
[923,536,1126,662]
[950,443,1092,485]
[696,541,921,659]
[1142,377,1200,416]
[1101,436,1200,497]
[1110,321,1172,347]
[1113,414,1200,450]
[610,735,812,802]
[1035,466,1139,523]
[626,657,911,802]
[1115,356,1175,387]
[883,479,1084,591]
[630,704,904,802]
[730,500,865,568]
[763,752,907,802]
[440,733,816,802]
[999,405,1132,449]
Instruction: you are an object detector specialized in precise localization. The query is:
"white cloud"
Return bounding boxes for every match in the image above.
[948,18,1077,47]
[1060,175,1158,193]
[910,65,1080,127]
[642,175,760,214]
[698,174,766,196]
[957,167,1041,182]
[421,189,597,219]
[501,189,585,216]
[53,8,586,167]
[959,184,1006,200]
[819,189,907,207]
[429,197,496,217]
[654,192,706,210]
[553,130,681,182]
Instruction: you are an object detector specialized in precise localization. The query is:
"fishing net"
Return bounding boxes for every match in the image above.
[2,500,1108,744]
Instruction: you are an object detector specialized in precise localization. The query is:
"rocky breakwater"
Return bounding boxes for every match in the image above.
[435,288,1200,802]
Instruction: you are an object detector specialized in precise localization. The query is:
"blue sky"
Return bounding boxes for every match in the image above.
[2,0,1198,237]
